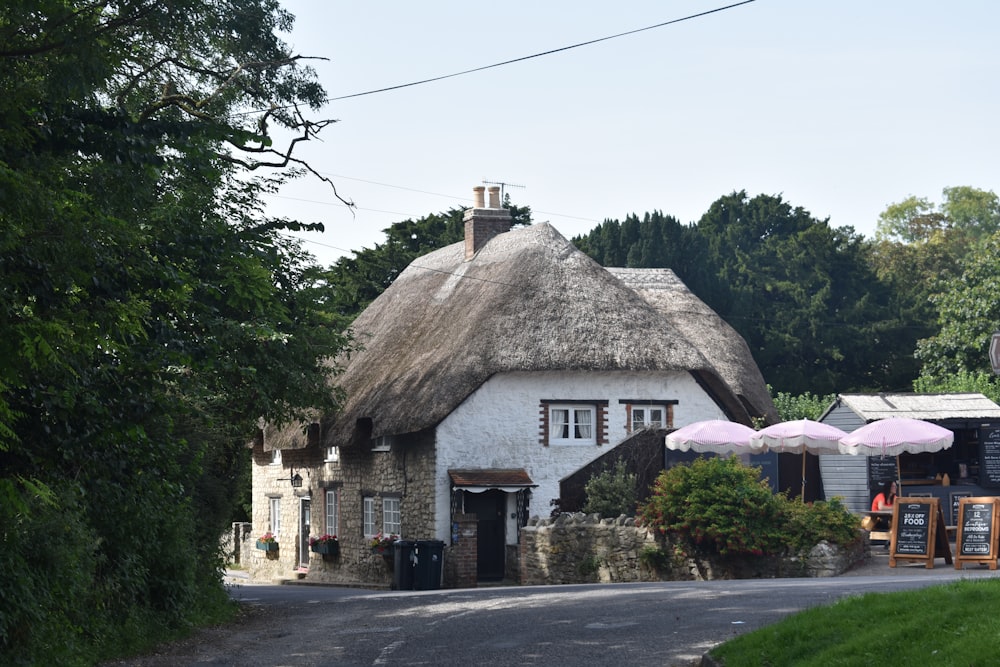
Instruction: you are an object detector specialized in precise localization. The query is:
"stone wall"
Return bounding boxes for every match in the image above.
[520,513,865,585]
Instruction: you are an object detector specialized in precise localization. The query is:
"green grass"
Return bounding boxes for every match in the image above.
[709,578,1000,666]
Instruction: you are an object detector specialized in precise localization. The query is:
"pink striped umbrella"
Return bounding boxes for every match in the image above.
[665,420,761,455]
[750,419,847,499]
[838,418,954,457]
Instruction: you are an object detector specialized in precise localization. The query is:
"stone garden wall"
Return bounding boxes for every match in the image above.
[519,513,866,585]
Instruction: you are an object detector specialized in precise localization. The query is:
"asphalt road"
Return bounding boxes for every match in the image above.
[107,556,1000,667]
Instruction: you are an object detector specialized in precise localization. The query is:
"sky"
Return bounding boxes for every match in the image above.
[263,1,1000,267]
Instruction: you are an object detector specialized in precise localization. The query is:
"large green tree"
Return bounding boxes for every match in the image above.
[0,1,347,662]
[915,231,1000,385]
[576,192,916,394]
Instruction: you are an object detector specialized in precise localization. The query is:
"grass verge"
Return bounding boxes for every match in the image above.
[709,578,1000,666]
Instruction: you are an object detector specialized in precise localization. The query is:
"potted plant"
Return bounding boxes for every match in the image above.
[309,533,339,556]
[256,532,278,552]
[369,531,398,557]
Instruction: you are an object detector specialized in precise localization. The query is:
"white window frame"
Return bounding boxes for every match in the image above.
[270,449,282,465]
[362,496,376,537]
[269,496,282,534]
[371,435,393,452]
[631,406,666,431]
[549,404,596,446]
[382,497,401,536]
[325,446,340,462]
[325,489,339,537]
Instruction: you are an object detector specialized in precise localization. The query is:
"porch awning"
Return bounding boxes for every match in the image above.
[448,468,536,492]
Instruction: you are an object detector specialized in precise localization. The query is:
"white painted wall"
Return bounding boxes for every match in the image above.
[433,369,727,541]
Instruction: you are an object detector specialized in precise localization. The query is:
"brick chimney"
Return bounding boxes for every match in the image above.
[463,185,512,260]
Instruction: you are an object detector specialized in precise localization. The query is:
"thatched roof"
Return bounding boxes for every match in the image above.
[606,268,778,424]
[299,222,774,451]
[827,393,1000,422]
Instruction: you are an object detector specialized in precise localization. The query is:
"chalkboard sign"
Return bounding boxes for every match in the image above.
[868,456,899,491]
[951,490,973,525]
[955,497,999,571]
[893,501,932,556]
[890,497,951,568]
[750,451,779,494]
[980,426,1000,489]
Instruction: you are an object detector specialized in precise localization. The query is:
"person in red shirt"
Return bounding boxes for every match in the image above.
[871,480,897,512]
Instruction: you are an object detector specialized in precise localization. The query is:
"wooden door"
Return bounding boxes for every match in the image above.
[465,490,506,581]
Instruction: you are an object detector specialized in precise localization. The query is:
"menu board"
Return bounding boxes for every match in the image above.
[980,426,1000,488]
[958,500,995,557]
[890,497,952,569]
[955,497,999,570]
[893,501,932,556]
[950,491,973,525]
[867,456,899,490]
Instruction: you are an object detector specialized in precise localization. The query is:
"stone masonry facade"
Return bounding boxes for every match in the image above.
[246,431,438,587]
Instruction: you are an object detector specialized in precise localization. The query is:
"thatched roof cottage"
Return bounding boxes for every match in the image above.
[248,186,776,587]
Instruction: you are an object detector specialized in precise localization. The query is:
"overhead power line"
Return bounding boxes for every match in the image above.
[326,1,756,103]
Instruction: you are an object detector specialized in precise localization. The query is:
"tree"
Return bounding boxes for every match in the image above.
[915,231,1000,382]
[692,192,912,394]
[0,1,349,661]
[876,186,1000,244]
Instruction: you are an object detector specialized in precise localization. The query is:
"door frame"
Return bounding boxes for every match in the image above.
[299,496,311,568]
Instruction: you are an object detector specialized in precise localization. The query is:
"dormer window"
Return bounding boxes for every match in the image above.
[326,446,340,462]
[270,449,282,465]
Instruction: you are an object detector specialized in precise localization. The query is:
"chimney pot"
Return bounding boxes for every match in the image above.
[463,184,513,260]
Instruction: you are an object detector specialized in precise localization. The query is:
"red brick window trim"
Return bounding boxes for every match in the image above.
[539,399,609,446]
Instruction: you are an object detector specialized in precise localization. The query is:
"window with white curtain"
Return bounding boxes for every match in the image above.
[269,497,281,534]
[549,405,595,445]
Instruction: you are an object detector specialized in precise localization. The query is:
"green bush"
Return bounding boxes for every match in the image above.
[780,495,861,553]
[582,460,637,518]
[638,456,860,558]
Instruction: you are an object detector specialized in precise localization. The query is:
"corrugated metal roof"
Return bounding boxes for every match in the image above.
[833,393,1000,422]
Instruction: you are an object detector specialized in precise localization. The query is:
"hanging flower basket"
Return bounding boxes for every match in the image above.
[256,532,278,551]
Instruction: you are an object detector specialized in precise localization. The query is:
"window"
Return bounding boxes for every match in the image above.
[269,497,282,534]
[325,446,340,462]
[631,406,665,430]
[382,496,401,536]
[621,400,676,433]
[362,496,376,537]
[325,489,339,537]
[270,449,282,465]
[371,435,393,452]
[549,405,595,445]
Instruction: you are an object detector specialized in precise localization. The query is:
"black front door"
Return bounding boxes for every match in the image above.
[465,490,505,581]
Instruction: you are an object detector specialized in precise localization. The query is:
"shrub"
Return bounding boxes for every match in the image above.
[638,456,861,559]
[780,496,861,553]
[639,456,783,556]
[582,460,637,518]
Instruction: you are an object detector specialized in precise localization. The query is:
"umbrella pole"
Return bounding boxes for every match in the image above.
[801,452,807,501]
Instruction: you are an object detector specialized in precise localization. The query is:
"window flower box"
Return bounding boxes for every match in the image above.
[256,532,278,552]
[310,534,339,557]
